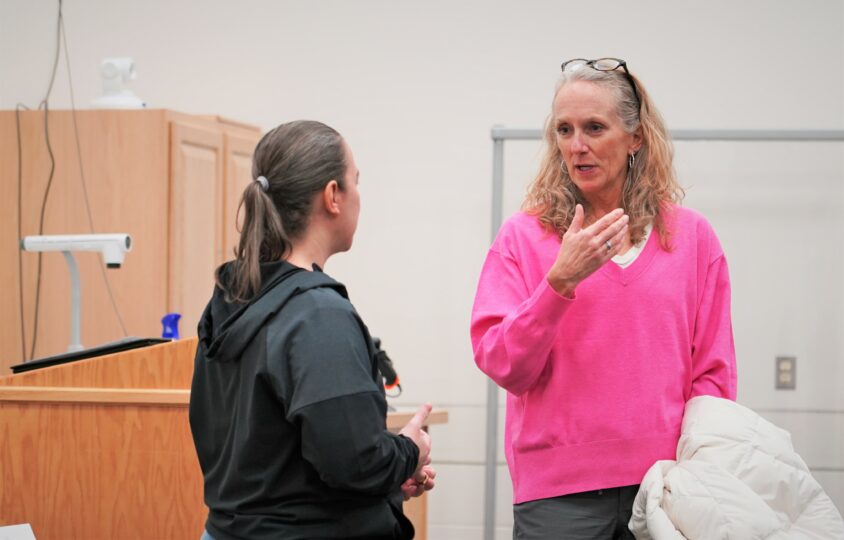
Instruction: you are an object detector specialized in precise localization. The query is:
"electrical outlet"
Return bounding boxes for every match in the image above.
[775,356,796,390]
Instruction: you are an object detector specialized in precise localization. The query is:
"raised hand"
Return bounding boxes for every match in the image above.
[547,204,629,297]
[399,403,432,476]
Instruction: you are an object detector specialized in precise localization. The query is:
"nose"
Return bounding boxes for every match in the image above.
[569,132,588,154]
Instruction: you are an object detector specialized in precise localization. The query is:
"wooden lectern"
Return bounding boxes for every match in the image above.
[0,339,447,539]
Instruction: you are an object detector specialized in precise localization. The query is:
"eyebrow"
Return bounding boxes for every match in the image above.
[555,114,610,124]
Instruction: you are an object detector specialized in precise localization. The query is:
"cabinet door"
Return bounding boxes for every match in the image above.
[223,131,260,262]
[169,121,224,338]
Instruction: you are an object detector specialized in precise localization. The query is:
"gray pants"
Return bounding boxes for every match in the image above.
[513,485,638,540]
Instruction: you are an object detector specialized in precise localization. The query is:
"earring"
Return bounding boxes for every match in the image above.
[625,153,637,193]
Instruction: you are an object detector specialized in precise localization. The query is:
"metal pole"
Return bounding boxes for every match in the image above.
[491,127,844,142]
[483,133,505,540]
[669,129,844,141]
[62,250,84,352]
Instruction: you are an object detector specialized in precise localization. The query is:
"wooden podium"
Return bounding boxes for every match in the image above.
[0,339,447,540]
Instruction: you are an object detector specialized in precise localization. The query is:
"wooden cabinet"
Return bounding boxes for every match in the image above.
[0,110,261,374]
[223,130,259,259]
[169,121,225,339]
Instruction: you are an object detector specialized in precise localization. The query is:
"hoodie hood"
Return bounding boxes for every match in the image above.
[198,260,347,363]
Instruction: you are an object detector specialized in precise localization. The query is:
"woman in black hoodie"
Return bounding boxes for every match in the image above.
[189,120,434,540]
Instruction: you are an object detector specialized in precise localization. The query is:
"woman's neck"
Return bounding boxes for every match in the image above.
[583,188,623,222]
[287,233,332,271]
[584,200,623,225]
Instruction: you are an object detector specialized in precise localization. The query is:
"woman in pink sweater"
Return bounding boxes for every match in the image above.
[470,58,737,539]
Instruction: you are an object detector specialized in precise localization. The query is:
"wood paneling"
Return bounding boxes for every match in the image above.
[405,492,428,539]
[0,387,190,404]
[223,130,260,261]
[169,122,224,340]
[0,401,204,539]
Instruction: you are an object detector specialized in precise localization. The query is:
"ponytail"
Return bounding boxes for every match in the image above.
[216,180,289,303]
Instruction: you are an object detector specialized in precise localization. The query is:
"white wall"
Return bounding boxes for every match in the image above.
[2,0,843,537]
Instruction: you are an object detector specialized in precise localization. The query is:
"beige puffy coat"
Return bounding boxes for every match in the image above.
[629,396,844,539]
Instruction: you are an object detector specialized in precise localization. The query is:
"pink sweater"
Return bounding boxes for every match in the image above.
[470,206,736,504]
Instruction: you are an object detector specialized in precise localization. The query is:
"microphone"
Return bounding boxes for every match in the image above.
[372,337,401,395]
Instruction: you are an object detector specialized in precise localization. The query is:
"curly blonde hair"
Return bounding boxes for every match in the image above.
[523,66,683,249]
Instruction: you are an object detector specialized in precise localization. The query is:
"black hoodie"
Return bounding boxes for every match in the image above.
[189,261,418,540]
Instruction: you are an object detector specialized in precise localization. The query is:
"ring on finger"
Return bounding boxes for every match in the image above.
[605,240,612,252]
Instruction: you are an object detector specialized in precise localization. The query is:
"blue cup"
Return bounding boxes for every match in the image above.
[161,313,181,339]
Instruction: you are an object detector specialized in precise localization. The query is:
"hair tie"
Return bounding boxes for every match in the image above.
[255,175,269,192]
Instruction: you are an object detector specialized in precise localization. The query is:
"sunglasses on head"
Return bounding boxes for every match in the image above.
[561,58,641,111]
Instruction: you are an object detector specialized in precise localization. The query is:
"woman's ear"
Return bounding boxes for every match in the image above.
[630,126,644,154]
[321,180,341,216]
